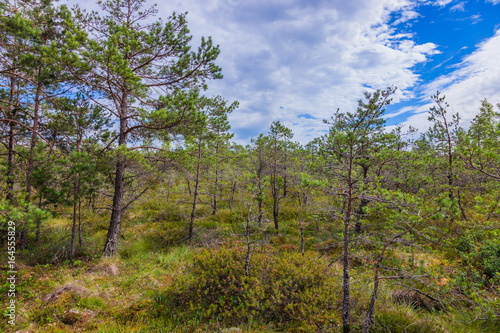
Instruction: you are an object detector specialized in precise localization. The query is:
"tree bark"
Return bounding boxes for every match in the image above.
[229,180,236,211]
[272,174,279,230]
[212,168,219,215]
[355,165,369,233]
[6,77,17,203]
[78,197,83,247]
[6,119,16,202]
[25,83,43,203]
[103,91,129,256]
[189,140,202,241]
[70,179,80,259]
[257,180,264,227]
[103,158,126,256]
[342,157,354,333]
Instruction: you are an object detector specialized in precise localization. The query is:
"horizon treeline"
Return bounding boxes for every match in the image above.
[1,0,500,260]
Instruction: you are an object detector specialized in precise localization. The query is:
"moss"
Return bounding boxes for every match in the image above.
[32,290,80,325]
[116,299,156,324]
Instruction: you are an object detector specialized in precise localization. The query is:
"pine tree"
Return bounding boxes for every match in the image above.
[322,87,395,333]
[75,0,223,256]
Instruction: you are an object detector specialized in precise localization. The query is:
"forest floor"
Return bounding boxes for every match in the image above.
[1,198,499,332]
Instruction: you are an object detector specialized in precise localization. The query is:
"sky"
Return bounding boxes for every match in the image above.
[66,0,500,145]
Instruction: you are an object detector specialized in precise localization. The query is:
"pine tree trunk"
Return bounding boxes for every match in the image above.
[25,83,43,203]
[257,180,263,227]
[363,257,381,333]
[212,169,219,215]
[103,92,129,257]
[189,141,202,241]
[342,158,354,333]
[6,121,15,202]
[70,180,80,259]
[229,180,236,211]
[272,175,279,230]
[355,165,369,233]
[6,78,17,203]
[103,158,126,256]
[78,197,83,247]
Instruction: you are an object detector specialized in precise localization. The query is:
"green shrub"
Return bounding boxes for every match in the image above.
[155,246,340,331]
[450,227,500,286]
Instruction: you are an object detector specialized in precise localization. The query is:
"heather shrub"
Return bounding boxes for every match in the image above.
[156,246,340,331]
[448,226,500,287]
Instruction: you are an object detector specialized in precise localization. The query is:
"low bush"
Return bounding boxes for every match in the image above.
[155,246,340,331]
[448,226,500,286]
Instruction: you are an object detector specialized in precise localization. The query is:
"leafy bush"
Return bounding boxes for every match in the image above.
[450,226,500,285]
[0,199,52,244]
[155,246,340,331]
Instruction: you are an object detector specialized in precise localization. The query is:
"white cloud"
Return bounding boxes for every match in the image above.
[63,0,452,144]
[393,9,420,24]
[433,0,454,6]
[145,0,439,143]
[400,29,500,133]
[486,0,500,5]
[450,2,466,11]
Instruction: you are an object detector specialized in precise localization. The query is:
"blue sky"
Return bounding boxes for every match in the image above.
[69,0,500,144]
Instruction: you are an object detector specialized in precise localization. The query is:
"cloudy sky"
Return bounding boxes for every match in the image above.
[69,0,500,144]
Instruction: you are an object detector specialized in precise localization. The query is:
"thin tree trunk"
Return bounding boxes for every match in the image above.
[364,265,380,333]
[6,120,16,202]
[189,141,202,241]
[229,180,236,211]
[272,175,279,230]
[244,210,252,276]
[6,78,17,203]
[25,83,43,203]
[444,113,458,224]
[212,168,219,215]
[70,180,80,259]
[283,164,288,197]
[257,179,263,227]
[355,165,369,233]
[78,196,83,247]
[256,152,265,226]
[71,137,82,260]
[342,158,354,333]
